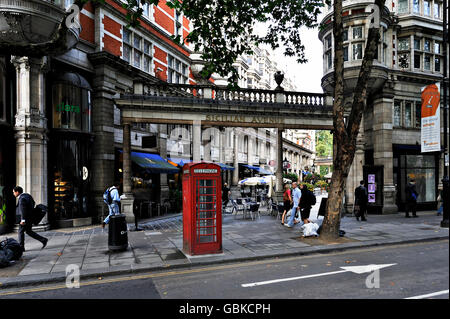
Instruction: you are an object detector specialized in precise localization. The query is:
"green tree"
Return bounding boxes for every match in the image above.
[316,130,333,157]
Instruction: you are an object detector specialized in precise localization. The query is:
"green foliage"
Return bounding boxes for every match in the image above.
[283,173,298,183]
[315,180,329,191]
[300,182,314,192]
[316,130,333,157]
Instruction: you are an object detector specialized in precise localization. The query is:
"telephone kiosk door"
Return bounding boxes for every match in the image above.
[182,163,222,256]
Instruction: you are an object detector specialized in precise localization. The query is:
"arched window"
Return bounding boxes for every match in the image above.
[52,72,92,132]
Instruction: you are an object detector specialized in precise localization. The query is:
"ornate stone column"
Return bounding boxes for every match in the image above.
[276,128,283,193]
[90,62,117,224]
[373,91,397,214]
[203,127,211,162]
[121,122,134,223]
[233,129,239,185]
[158,124,169,203]
[12,56,49,230]
[192,120,201,162]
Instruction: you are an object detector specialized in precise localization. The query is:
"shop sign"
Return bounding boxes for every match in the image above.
[82,166,88,181]
[205,114,284,125]
[56,102,80,113]
[193,169,218,174]
[420,83,441,153]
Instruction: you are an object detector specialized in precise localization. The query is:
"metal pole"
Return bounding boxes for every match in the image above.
[442,0,449,228]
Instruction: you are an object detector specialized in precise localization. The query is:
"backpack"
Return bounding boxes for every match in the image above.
[32,204,48,226]
[103,186,116,205]
[308,190,316,206]
[303,189,316,207]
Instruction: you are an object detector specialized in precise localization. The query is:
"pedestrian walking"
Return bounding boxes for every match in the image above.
[222,183,231,209]
[13,186,48,252]
[102,182,121,228]
[299,183,315,224]
[436,190,443,216]
[354,180,368,221]
[284,182,301,228]
[405,178,419,218]
[281,184,292,225]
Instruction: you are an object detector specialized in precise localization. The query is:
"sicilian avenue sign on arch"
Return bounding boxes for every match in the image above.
[205,114,284,125]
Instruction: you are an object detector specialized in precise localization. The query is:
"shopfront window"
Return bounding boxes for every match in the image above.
[52,73,92,132]
[50,72,92,222]
[53,138,91,220]
[400,154,436,203]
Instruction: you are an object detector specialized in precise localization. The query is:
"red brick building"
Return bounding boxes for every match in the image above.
[0,0,197,230]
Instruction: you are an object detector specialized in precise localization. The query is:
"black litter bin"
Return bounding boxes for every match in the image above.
[108,214,128,252]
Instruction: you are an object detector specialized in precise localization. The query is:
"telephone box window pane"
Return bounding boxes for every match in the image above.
[196,179,217,243]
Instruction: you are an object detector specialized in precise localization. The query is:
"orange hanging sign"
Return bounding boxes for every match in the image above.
[421,83,441,153]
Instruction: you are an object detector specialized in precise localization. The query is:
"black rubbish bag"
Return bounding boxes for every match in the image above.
[0,238,23,268]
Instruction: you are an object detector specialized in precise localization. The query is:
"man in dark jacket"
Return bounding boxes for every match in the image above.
[222,183,230,209]
[299,183,313,224]
[354,180,368,221]
[405,179,419,218]
[13,186,48,252]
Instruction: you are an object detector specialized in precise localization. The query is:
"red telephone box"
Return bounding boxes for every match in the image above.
[182,162,222,256]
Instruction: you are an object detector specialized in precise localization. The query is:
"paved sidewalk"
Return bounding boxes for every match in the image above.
[0,197,448,288]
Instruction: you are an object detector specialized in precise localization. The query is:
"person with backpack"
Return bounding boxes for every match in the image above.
[354,180,368,221]
[102,182,121,228]
[405,178,419,218]
[13,186,48,252]
[299,183,315,224]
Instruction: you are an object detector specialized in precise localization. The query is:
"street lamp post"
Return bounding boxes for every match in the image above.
[442,0,449,228]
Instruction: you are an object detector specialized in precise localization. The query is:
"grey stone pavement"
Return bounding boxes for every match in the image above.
[0,194,448,288]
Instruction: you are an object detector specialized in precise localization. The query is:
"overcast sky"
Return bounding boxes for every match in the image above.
[256,10,326,94]
[272,26,324,93]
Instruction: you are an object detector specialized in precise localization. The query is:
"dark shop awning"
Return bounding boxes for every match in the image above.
[131,151,180,174]
[218,163,235,171]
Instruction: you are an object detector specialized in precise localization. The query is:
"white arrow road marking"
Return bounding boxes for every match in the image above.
[340,263,398,274]
[405,290,449,299]
[241,263,397,288]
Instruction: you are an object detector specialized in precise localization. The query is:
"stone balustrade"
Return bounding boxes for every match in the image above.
[132,81,330,110]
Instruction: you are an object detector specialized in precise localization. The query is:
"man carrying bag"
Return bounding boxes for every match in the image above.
[13,186,48,252]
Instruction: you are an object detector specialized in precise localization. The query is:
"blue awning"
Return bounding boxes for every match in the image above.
[243,164,260,171]
[243,164,271,174]
[131,151,180,174]
[218,163,235,171]
[168,157,192,167]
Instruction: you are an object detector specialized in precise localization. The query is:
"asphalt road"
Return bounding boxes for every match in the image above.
[1,240,448,301]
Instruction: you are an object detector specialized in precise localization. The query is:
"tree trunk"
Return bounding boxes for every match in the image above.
[320,0,385,240]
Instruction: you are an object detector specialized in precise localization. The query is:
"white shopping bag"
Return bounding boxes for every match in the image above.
[302,222,319,237]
